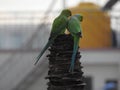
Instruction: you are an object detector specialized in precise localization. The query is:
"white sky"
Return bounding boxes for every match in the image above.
[0,0,120,32]
[0,0,109,11]
[0,0,120,46]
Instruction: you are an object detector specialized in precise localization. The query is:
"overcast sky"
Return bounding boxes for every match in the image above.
[0,0,120,32]
[0,0,109,11]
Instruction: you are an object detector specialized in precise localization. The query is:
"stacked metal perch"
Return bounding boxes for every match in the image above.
[46,34,85,90]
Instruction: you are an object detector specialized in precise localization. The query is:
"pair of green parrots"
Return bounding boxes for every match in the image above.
[34,9,83,73]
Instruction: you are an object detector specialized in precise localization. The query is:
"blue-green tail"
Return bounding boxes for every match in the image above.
[34,40,54,65]
[69,37,79,72]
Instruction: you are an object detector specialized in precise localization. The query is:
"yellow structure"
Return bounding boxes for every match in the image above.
[70,2,112,49]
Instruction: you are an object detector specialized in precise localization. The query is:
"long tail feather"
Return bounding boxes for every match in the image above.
[34,39,54,65]
[69,37,79,72]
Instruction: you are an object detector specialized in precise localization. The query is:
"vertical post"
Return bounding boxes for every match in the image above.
[118,63,120,90]
[46,34,85,90]
[63,0,66,9]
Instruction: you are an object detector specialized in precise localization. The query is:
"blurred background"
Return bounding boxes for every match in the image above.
[0,0,120,90]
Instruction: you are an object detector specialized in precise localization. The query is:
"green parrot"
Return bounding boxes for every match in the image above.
[67,14,83,72]
[34,9,71,65]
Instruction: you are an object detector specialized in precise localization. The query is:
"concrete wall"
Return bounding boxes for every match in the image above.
[83,64,119,90]
[0,49,119,90]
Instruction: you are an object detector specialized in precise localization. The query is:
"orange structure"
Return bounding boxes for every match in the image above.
[70,2,112,49]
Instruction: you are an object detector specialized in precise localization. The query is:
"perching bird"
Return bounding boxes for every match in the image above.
[34,9,71,65]
[67,14,83,72]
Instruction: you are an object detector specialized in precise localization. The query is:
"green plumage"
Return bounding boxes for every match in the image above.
[34,9,71,65]
[67,14,83,72]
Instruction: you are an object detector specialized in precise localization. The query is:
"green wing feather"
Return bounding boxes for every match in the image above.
[67,15,82,72]
[49,15,68,39]
[69,36,79,72]
[35,10,71,65]
[68,16,82,35]
[34,39,54,65]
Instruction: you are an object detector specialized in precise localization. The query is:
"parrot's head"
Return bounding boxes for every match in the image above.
[74,14,83,22]
[61,9,72,17]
